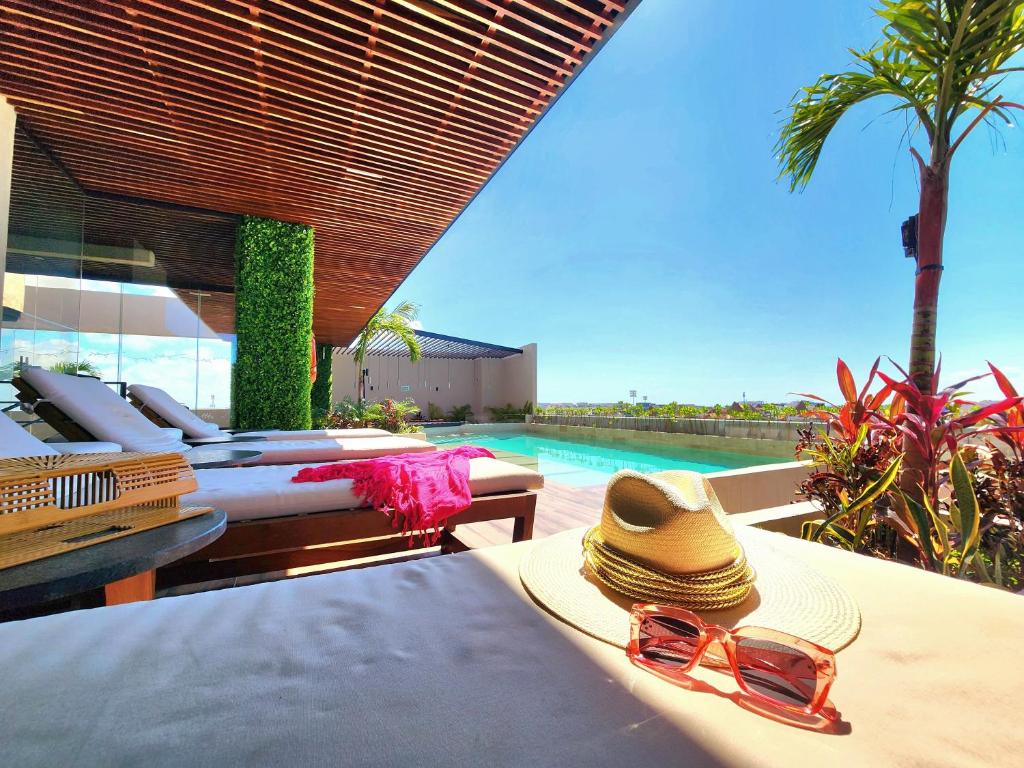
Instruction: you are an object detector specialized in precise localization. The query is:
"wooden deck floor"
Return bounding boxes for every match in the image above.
[454,481,605,549]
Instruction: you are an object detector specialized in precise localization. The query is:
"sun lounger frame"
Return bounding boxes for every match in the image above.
[156,490,536,588]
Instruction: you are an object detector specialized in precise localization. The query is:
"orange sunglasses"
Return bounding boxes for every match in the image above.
[628,604,838,721]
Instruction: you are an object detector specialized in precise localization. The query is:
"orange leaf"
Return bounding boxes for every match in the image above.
[988,362,1019,399]
[837,359,857,403]
[889,394,906,421]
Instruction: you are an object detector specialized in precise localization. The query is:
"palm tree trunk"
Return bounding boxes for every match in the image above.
[908,162,948,390]
[902,160,949,493]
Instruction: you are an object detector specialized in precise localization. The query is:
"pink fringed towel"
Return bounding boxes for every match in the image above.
[291,446,495,539]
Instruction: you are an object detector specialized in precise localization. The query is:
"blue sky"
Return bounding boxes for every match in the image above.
[390,0,1024,405]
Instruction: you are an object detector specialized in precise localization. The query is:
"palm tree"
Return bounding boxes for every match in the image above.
[49,359,103,377]
[352,300,422,402]
[777,0,1023,393]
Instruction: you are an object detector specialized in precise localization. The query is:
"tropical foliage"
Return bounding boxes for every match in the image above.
[796,358,1024,589]
[325,396,421,434]
[49,360,102,378]
[352,301,421,402]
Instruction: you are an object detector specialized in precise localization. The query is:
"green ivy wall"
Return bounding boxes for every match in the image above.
[310,342,334,427]
[233,215,315,430]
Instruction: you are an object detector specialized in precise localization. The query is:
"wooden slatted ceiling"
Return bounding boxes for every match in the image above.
[0,0,634,345]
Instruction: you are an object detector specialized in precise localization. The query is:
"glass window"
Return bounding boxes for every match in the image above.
[2,121,238,424]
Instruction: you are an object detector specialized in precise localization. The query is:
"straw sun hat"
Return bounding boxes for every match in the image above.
[520,470,861,651]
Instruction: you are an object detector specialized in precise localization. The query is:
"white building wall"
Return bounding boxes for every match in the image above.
[331,342,537,422]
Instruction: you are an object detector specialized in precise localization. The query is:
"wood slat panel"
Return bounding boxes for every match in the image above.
[0,0,634,344]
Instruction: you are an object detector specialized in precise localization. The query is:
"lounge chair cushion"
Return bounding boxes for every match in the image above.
[238,428,392,440]
[185,457,544,522]
[220,436,436,465]
[0,412,59,458]
[130,383,392,441]
[54,441,124,455]
[128,383,222,438]
[20,366,191,453]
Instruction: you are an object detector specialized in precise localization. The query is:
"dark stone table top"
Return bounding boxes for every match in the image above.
[0,509,226,611]
[186,448,263,469]
[183,434,268,446]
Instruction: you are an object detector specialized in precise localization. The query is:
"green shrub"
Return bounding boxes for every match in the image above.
[368,398,420,433]
[486,401,533,423]
[325,396,419,433]
[447,404,474,423]
[427,402,445,421]
[326,396,365,428]
[310,342,333,428]
[233,215,314,431]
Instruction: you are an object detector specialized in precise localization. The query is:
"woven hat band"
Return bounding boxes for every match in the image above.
[582,526,756,611]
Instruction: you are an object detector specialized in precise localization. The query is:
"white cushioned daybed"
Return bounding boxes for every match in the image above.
[128,383,392,441]
[0,410,543,586]
[15,367,434,465]
[185,457,543,522]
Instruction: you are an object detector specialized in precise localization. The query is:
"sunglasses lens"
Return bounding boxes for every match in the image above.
[734,638,817,707]
[637,614,701,667]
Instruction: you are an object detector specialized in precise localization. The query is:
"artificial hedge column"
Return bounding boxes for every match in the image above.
[233,215,315,431]
[310,342,333,426]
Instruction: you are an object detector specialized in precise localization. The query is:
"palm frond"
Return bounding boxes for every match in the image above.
[777,0,1024,189]
[777,64,922,190]
[351,301,422,367]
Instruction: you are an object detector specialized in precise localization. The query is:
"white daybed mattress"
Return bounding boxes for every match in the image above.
[186,457,544,522]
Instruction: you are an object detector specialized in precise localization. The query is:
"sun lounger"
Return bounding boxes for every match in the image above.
[13,367,435,465]
[165,456,541,586]
[0,414,122,458]
[127,383,391,441]
[0,412,542,585]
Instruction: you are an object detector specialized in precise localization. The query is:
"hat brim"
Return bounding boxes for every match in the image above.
[520,526,861,651]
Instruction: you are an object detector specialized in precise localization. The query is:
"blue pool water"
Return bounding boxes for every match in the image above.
[429,431,783,487]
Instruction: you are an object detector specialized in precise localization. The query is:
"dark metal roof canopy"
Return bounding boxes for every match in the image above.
[338,330,522,360]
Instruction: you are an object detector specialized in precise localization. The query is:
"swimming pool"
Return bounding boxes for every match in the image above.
[429,430,784,487]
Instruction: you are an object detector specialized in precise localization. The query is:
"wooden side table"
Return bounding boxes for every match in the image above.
[0,509,227,613]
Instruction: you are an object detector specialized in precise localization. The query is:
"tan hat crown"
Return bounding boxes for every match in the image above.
[600,470,742,575]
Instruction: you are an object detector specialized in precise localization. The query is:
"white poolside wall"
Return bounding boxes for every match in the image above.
[704,462,810,514]
[331,344,537,421]
[528,414,813,451]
